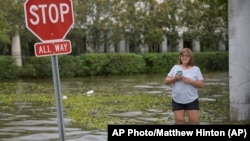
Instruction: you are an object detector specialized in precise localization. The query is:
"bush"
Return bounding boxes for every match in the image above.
[1,51,228,79]
[58,55,78,77]
[104,53,146,75]
[143,53,178,74]
[76,53,110,76]
[23,56,52,78]
[0,56,19,80]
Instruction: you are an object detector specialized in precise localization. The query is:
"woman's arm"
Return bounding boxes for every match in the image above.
[164,75,182,85]
[191,79,204,88]
[182,76,204,88]
[165,76,175,85]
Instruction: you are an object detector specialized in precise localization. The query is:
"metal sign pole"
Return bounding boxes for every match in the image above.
[51,55,65,141]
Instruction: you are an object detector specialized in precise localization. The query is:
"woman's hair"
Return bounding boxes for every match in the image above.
[178,48,194,66]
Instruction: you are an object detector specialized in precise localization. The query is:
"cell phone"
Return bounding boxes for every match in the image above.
[176,70,182,76]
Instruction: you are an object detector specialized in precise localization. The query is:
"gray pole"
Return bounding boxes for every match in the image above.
[11,33,22,66]
[51,55,65,141]
[229,0,250,121]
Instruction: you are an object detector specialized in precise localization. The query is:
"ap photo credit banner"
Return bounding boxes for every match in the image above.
[108,125,249,140]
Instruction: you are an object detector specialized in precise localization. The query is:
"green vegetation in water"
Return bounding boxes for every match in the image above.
[63,92,171,130]
[0,91,171,130]
[1,87,249,131]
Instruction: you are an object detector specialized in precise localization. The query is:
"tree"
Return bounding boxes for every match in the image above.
[181,0,228,51]
[0,0,228,55]
[0,10,11,55]
[0,0,37,56]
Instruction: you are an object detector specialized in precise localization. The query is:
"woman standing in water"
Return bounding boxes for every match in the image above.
[164,48,204,124]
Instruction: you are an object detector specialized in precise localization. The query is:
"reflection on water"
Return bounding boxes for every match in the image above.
[0,72,238,141]
[0,101,106,141]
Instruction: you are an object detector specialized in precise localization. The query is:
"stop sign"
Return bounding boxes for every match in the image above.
[24,0,74,41]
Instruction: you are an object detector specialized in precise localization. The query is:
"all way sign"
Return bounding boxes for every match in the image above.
[34,40,72,57]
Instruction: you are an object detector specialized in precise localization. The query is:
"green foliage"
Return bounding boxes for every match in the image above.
[0,56,19,80]
[0,0,25,36]
[194,52,229,73]
[0,0,228,56]
[18,64,37,78]
[143,53,179,74]
[58,55,78,77]
[0,92,171,130]
[0,85,248,130]
[1,72,249,130]
[0,10,10,44]
[73,53,146,76]
[64,93,170,130]
[23,57,52,78]
[104,53,146,75]
[76,53,110,76]
[2,52,228,79]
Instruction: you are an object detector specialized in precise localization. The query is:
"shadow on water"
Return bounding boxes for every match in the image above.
[0,72,247,141]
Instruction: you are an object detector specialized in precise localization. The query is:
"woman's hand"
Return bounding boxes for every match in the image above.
[175,74,183,81]
[182,76,193,84]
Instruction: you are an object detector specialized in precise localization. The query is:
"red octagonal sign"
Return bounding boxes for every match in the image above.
[24,0,74,41]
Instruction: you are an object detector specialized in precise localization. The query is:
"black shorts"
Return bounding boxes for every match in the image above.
[172,99,199,111]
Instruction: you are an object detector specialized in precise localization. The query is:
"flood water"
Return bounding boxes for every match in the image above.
[0,72,243,141]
